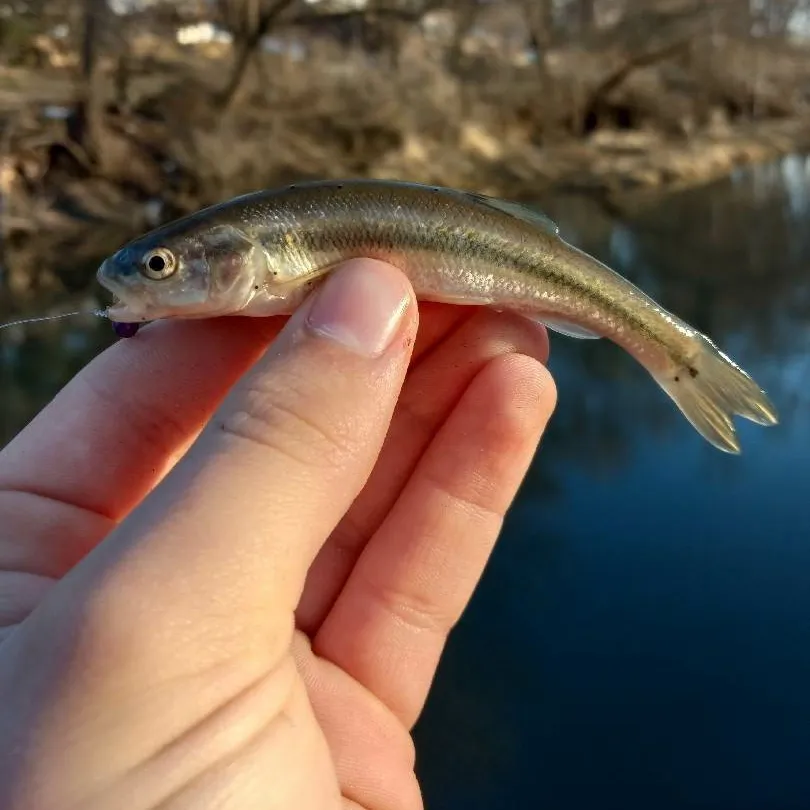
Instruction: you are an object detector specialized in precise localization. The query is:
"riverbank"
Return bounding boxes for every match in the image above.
[370,116,810,203]
[2,116,808,310]
[2,21,810,306]
[3,106,807,243]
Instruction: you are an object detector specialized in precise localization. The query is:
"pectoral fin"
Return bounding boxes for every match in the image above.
[520,312,602,339]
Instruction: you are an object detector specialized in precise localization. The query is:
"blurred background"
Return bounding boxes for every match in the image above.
[1,1,809,808]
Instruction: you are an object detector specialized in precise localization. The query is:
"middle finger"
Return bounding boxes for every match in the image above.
[295,308,549,633]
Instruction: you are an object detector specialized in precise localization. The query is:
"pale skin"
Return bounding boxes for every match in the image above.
[0,259,556,810]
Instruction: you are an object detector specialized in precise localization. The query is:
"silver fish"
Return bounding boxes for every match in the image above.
[96,179,778,453]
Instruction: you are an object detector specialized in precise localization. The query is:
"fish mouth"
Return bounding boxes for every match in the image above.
[99,288,146,323]
[105,299,145,323]
[97,259,147,323]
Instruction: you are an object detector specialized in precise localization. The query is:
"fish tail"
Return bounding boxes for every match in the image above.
[654,335,779,454]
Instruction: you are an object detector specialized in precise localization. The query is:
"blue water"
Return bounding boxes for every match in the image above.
[413,156,810,809]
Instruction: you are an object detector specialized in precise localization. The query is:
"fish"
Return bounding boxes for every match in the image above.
[96,178,778,454]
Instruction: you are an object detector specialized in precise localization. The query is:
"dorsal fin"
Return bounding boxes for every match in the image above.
[462,192,560,237]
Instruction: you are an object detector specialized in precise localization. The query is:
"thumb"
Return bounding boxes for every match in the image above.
[20,259,417,673]
[0,258,417,810]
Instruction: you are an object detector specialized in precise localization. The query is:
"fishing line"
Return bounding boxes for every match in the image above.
[0,309,110,331]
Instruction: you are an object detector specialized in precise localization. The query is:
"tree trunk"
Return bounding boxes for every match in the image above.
[578,0,595,34]
[70,0,106,162]
[447,0,479,75]
[522,0,554,78]
[216,0,299,111]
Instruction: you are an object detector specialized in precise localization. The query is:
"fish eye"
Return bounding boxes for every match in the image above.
[141,247,177,280]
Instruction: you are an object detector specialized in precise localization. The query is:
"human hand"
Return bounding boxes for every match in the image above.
[0,259,556,810]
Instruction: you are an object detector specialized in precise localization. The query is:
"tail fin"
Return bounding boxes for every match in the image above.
[655,335,779,454]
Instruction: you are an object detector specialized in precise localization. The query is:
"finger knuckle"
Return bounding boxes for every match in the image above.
[424,468,507,527]
[218,381,355,471]
[369,578,457,637]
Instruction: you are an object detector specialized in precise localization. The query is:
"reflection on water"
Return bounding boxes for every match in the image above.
[2,157,810,808]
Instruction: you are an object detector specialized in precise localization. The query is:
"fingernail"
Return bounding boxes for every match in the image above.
[306,261,411,357]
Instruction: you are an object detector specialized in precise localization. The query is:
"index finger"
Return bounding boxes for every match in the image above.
[0,317,283,520]
[0,301,470,524]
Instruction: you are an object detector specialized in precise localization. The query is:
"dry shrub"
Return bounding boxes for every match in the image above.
[162,41,475,203]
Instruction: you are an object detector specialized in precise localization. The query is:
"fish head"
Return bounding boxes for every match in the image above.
[97,223,265,323]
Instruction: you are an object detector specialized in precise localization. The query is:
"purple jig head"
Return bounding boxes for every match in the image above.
[112,321,141,339]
